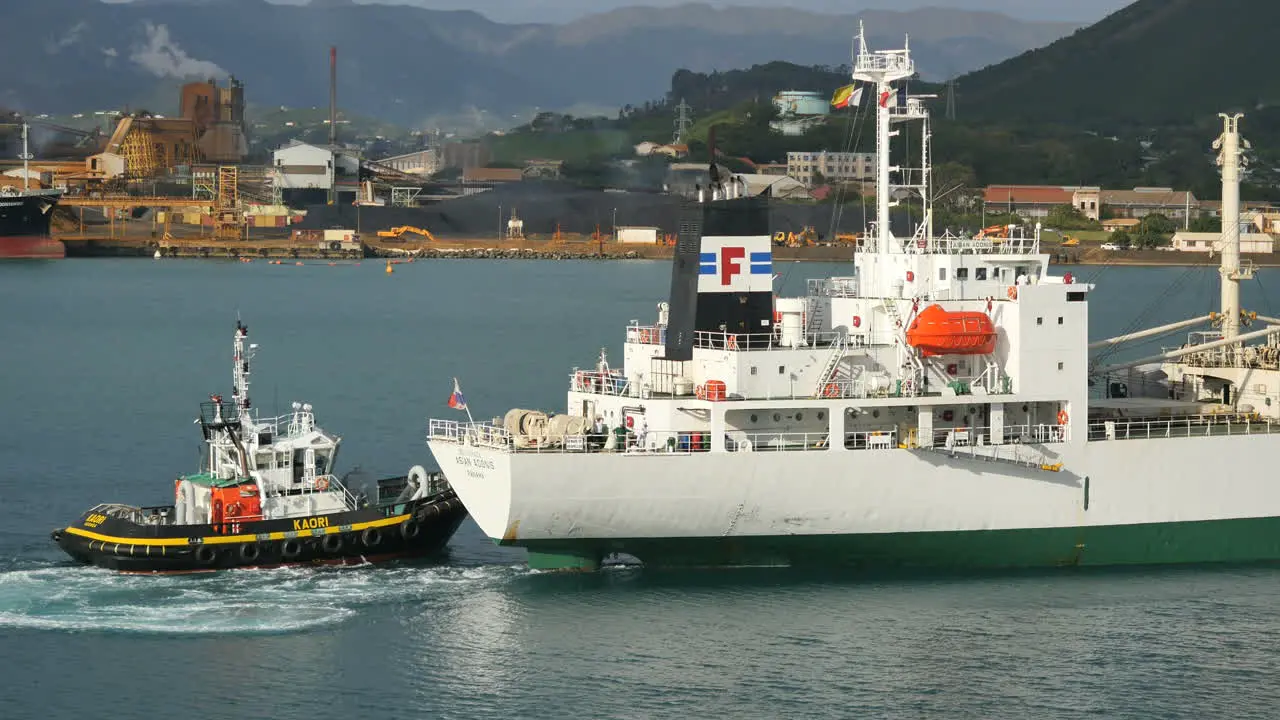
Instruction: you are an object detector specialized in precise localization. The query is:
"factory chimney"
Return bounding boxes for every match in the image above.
[329,46,337,147]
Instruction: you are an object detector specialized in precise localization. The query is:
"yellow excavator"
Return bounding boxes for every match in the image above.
[376,225,436,241]
[1059,234,1081,247]
[772,226,818,247]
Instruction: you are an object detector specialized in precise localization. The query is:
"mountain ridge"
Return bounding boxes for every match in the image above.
[3,0,1077,128]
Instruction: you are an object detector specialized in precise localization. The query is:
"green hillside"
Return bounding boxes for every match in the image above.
[957,0,1277,130]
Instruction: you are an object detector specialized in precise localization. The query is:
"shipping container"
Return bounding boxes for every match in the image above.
[617,226,660,244]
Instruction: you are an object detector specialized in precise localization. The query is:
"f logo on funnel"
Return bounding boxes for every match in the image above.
[719,246,745,286]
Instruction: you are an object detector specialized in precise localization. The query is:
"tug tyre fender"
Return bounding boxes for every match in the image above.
[239,543,261,563]
[195,545,217,566]
[401,519,421,541]
[361,527,383,548]
[281,539,303,561]
[321,534,343,554]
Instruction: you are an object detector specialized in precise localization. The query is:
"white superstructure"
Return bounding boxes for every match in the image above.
[428,27,1280,571]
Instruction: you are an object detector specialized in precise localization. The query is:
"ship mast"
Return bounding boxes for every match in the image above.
[20,123,31,192]
[1215,113,1250,343]
[231,320,255,419]
[852,21,913,256]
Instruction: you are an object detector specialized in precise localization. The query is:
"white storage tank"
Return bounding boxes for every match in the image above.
[772,91,830,118]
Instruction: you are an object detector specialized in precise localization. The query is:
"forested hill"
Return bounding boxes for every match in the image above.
[955,0,1280,130]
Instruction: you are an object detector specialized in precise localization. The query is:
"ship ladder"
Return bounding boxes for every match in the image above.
[813,333,850,398]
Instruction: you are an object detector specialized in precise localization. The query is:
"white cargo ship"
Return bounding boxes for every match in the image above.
[428,25,1280,571]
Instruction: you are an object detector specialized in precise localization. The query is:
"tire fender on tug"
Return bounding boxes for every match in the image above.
[401,519,421,541]
[239,543,261,563]
[281,539,303,561]
[195,545,217,566]
[361,527,383,548]
[321,533,343,554]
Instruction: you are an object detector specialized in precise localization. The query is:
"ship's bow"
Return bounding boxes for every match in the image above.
[426,420,515,542]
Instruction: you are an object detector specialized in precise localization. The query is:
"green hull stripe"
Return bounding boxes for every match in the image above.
[514,516,1280,570]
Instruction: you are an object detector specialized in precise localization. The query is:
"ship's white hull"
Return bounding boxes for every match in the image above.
[428,433,1280,570]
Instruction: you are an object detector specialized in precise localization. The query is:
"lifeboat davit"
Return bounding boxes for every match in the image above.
[905,304,997,357]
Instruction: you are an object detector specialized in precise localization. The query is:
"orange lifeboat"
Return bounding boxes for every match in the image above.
[905,304,997,357]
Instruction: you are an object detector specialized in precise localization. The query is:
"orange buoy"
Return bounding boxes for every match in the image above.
[905,304,997,357]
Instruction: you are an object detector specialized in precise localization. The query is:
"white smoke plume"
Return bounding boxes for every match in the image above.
[45,21,88,54]
[130,22,225,79]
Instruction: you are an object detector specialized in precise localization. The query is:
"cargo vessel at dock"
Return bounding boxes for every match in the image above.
[1,124,64,259]
[53,320,467,572]
[427,25,1280,572]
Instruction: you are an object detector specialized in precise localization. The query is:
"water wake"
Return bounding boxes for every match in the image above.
[0,562,528,635]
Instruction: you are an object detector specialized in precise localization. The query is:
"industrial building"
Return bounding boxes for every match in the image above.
[272,140,361,205]
[375,149,440,177]
[1101,188,1199,221]
[787,151,875,187]
[1171,231,1273,253]
[179,77,249,164]
[983,185,1101,221]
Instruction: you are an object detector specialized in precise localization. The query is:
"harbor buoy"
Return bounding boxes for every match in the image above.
[386,260,393,274]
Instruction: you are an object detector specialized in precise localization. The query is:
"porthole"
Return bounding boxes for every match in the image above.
[773,413,782,422]
[796,412,804,421]
[872,410,880,418]
[817,411,826,421]
[750,414,758,423]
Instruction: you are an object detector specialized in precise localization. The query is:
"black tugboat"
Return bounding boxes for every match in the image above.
[51,321,468,573]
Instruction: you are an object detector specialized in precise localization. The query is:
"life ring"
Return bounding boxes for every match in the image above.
[321,533,343,554]
[195,545,217,566]
[239,543,260,563]
[281,539,303,560]
[401,519,421,541]
[361,527,383,548]
[822,383,841,398]
[1007,286,1018,300]
[313,477,329,491]
[1057,409,1069,425]
[726,335,738,350]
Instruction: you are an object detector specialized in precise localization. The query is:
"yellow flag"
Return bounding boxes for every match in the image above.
[831,84,857,108]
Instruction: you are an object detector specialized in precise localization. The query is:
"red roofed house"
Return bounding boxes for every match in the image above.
[984,185,1101,221]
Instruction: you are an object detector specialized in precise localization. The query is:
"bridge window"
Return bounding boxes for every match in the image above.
[956,268,969,280]
[938,268,947,281]
[976,267,988,281]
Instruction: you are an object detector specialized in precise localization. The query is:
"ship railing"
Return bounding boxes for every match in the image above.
[294,473,360,509]
[910,423,1069,448]
[693,330,846,352]
[808,277,860,298]
[1086,413,1280,442]
[570,370,632,396]
[428,418,513,450]
[626,324,666,345]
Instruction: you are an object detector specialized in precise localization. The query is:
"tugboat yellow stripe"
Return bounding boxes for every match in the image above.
[63,513,412,547]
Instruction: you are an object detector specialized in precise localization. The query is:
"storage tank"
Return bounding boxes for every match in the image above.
[772,91,830,118]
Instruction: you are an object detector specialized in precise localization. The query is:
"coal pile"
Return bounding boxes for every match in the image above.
[296,181,908,239]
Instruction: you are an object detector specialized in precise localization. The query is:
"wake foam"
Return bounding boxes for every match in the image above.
[0,563,528,635]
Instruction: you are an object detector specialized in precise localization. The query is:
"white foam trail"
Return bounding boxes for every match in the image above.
[0,563,531,635]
